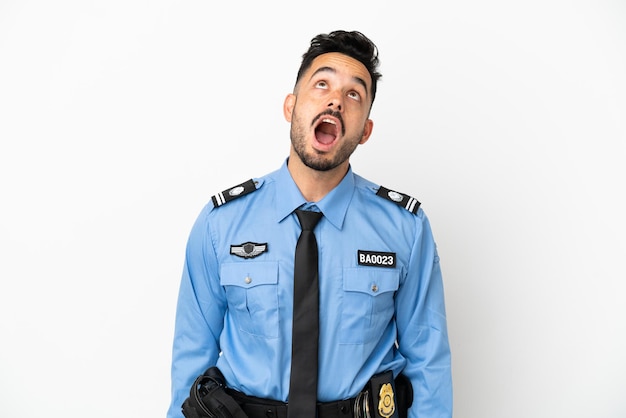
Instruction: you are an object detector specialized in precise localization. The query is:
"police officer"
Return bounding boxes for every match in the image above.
[167,30,452,418]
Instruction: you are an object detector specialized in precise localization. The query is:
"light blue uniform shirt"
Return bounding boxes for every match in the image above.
[168,161,452,418]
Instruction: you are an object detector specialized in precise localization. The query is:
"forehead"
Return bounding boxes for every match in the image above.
[304,52,372,90]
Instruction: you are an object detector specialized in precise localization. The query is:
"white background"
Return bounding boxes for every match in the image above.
[1,1,625,417]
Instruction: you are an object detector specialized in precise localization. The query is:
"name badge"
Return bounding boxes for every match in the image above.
[357,250,396,268]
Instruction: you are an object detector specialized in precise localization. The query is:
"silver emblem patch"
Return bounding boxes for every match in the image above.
[230,242,268,259]
[387,191,403,202]
[229,186,245,196]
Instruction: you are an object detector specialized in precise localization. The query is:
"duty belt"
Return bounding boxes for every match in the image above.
[182,368,413,418]
[227,388,355,418]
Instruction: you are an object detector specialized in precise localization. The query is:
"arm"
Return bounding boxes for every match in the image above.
[395,211,453,418]
[167,204,227,418]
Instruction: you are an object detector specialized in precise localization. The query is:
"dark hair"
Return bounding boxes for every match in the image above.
[296,30,382,105]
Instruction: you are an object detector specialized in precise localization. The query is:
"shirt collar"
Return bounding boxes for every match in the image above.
[274,159,354,230]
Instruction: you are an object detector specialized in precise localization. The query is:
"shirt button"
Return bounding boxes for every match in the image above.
[371,284,378,293]
[245,276,252,284]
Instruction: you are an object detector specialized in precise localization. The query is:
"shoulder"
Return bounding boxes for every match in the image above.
[353,174,422,215]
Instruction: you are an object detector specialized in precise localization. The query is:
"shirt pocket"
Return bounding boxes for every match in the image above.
[220,261,279,339]
[340,268,399,344]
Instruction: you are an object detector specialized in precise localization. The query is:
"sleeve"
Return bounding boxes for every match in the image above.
[395,210,453,418]
[166,204,227,418]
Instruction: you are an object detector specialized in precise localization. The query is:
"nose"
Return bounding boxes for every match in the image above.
[327,94,342,111]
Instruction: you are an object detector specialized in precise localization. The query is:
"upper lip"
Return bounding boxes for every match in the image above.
[313,111,343,137]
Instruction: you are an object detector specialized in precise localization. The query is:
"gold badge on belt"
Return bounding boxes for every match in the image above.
[377,383,395,418]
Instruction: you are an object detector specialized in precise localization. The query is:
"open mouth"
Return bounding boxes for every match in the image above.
[314,117,339,145]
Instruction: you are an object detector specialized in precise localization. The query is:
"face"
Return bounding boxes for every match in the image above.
[284,52,374,172]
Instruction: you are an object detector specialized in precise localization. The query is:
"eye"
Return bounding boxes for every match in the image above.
[315,80,328,89]
[347,90,361,101]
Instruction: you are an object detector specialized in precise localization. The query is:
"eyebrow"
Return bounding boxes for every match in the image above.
[310,66,369,96]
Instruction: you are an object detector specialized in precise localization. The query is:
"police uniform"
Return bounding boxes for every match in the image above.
[167,160,452,418]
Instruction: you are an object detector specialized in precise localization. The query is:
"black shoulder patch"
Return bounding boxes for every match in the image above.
[211,179,258,208]
[376,185,421,214]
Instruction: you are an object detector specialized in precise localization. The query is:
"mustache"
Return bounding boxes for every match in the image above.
[311,109,345,136]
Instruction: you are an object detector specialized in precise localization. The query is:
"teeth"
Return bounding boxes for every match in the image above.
[322,118,336,125]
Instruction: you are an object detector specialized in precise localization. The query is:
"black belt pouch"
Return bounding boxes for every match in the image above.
[181,367,248,418]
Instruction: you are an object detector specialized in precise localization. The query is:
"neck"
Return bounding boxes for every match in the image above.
[287,149,349,202]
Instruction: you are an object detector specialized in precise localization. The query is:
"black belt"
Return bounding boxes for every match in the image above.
[226,388,355,418]
[182,367,412,418]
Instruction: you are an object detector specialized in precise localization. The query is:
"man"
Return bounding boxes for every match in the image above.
[167,30,452,418]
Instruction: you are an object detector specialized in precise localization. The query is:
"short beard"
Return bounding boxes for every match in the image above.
[290,109,362,172]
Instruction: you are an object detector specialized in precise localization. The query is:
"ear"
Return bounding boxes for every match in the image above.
[359,119,374,145]
[283,94,296,122]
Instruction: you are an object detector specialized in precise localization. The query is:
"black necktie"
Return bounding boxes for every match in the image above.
[288,209,323,418]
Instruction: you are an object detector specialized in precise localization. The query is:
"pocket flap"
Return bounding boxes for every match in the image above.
[220,262,278,289]
[343,268,399,296]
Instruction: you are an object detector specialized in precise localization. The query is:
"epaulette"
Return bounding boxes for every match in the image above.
[376,185,421,214]
[211,179,259,208]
